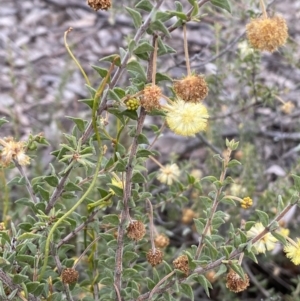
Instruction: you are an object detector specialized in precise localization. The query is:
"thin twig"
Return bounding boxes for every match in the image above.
[146,199,156,251]
[183,24,191,76]
[14,160,38,204]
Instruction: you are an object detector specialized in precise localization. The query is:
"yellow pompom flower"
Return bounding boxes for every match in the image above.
[246,15,288,52]
[284,238,300,265]
[247,222,277,254]
[164,99,209,136]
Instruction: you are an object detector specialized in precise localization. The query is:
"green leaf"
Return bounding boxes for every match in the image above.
[125,7,142,29]
[229,263,245,280]
[123,268,138,279]
[92,65,108,78]
[271,231,287,246]
[37,185,50,201]
[155,72,172,83]
[167,11,187,20]
[196,275,211,297]
[227,159,241,168]
[99,54,121,66]
[131,171,147,183]
[7,176,26,186]
[64,182,83,192]
[136,149,154,158]
[214,264,227,278]
[102,214,120,226]
[16,255,35,265]
[211,0,231,13]
[255,210,269,227]
[13,274,28,284]
[291,174,300,192]
[78,98,94,109]
[181,283,194,301]
[126,61,147,82]
[0,117,8,127]
[65,116,87,132]
[201,176,218,183]
[137,133,149,145]
[193,218,204,234]
[150,20,171,37]
[123,251,139,262]
[121,110,138,120]
[17,233,42,241]
[135,0,153,11]
[220,196,236,206]
[175,1,183,11]
[133,42,154,54]
[26,282,40,293]
[43,175,59,187]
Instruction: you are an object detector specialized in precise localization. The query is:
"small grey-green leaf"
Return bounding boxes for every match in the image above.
[196,275,211,297]
[211,0,231,13]
[102,214,120,226]
[181,283,194,301]
[125,7,142,29]
[133,42,154,54]
[135,0,153,11]
[43,175,59,187]
[255,210,269,227]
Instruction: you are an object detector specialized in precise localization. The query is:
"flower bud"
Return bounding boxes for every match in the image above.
[61,268,79,284]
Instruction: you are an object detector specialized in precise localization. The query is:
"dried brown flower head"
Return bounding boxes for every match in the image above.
[181,208,196,224]
[154,234,170,248]
[246,16,288,52]
[173,255,189,276]
[174,74,208,103]
[140,85,161,112]
[226,269,250,293]
[127,220,146,241]
[146,248,164,266]
[87,0,111,11]
[61,268,79,284]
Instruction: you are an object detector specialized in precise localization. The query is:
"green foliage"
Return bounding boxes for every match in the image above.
[0,0,298,300]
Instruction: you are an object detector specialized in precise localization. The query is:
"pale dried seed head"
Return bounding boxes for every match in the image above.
[173,255,189,276]
[127,220,146,241]
[87,0,112,11]
[246,15,288,52]
[226,269,250,293]
[61,268,79,284]
[174,75,208,103]
[140,85,161,112]
[154,234,170,248]
[146,248,164,266]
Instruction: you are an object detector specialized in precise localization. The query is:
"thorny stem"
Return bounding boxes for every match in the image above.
[14,160,38,204]
[183,24,191,76]
[259,0,268,18]
[114,32,157,298]
[195,148,232,259]
[146,199,156,251]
